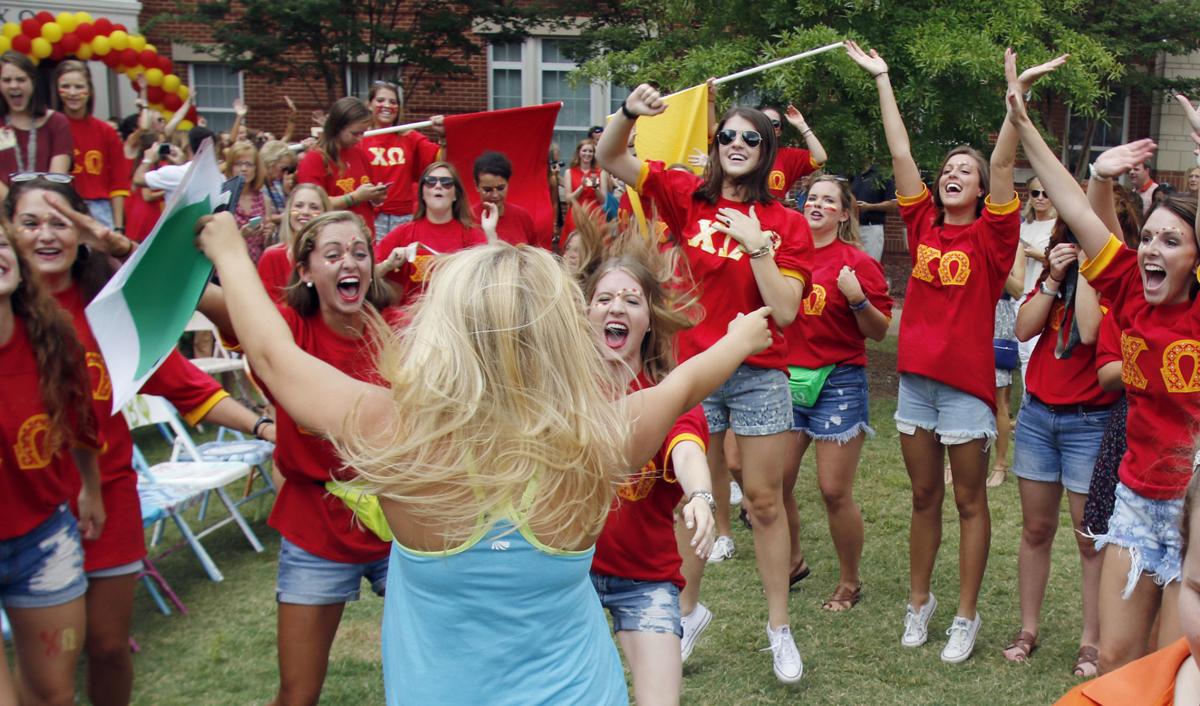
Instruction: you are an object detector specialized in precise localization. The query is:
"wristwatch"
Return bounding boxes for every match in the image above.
[1087,162,1111,182]
[688,490,717,515]
[1038,280,1061,298]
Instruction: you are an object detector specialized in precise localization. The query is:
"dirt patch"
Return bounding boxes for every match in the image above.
[882,252,911,307]
[867,346,899,399]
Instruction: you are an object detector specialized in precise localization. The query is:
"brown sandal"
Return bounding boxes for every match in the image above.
[821,582,862,612]
[1002,630,1037,663]
[1073,645,1099,678]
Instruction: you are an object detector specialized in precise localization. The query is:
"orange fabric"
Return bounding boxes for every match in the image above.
[1054,638,1191,706]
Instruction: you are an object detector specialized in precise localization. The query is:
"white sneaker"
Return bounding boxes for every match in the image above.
[901,593,937,647]
[763,623,803,684]
[729,481,743,506]
[707,535,735,563]
[941,613,981,664]
[680,603,712,663]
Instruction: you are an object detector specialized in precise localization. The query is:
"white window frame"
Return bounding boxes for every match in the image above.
[345,64,404,102]
[487,37,625,125]
[1062,91,1130,167]
[187,63,244,133]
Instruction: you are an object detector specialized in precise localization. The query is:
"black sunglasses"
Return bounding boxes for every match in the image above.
[422,175,455,187]
[1029,189,1046,198]
[769,119,781,129]
[281,166,297,175]
[716,129,763,148]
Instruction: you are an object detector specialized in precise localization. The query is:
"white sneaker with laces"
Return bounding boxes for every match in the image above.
[941,613,981,663]
[680,603,712,663]
[707,535,735,564]
[729,481,743,506]
[901,593,937,647]
[763,623,803,684]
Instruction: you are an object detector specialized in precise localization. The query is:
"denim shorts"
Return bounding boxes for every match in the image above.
[84,198,114,228]
[1013,396,1111,494]
[894,373,996,446]
[0,506,88,609]
[374,213,413,241]
[590,573,681,638]
[792,365,874,444]
[702,364,792,436]
[1093,483,1184,598]
[276,537,388,605]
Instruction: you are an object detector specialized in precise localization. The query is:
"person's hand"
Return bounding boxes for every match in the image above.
[727,307,774,355]
[687,148,709,169]
[712,206,768,251]
[43,192,130,257]
[300,136,317,152]
[430,115,445,137]
[195,212,250,264]
[1092,139,1158,180]
[197,116,208,128]
[836,265,866,304]
[233,98,247,118]
[785,104,809,131]
[142,142,163,163]
[682,495,716,559]
[76,484,106,541]
[1046,242,1080,282]
[284,95,298,114]
[624,84,668,118]
[259,422,276,443]
[166,144,185,165]
[706,76,718,105]
[311,110,327,127]
[239,219,264,240]
[1174,93,1200,133]
[1004,48,1032,127]
[844,40,888,77]
[1015,52,1070,95]
[480,202,499,234]
[353,182,390,204]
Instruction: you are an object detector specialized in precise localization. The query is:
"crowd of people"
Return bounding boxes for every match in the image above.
[2,39,1200,705]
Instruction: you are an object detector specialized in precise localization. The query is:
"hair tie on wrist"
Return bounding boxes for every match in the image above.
[620,100,638,121]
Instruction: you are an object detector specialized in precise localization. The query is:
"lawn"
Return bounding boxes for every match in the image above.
[111,336,1088,705]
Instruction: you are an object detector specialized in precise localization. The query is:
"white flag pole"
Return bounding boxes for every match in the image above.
[363,119,435,137]
[711,41,844,86]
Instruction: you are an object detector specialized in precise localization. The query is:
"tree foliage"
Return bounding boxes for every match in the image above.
[574,0,1200,176]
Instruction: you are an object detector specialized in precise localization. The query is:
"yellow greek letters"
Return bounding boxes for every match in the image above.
[368,147,407,167]
[1160,339,1200,393]
[912,244,970,286]
[335,178,356,195]
[86,352,111,402]
[912,244,938,283]
[15,414,51,470]
[617,460,657,502]
[1120,332,1149,390]
[84,150,103,176]
[768,170,786,192]
[803,284,827,316]
[411,254,433,282]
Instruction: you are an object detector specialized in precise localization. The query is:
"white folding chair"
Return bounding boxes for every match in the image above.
[184,312,245,376]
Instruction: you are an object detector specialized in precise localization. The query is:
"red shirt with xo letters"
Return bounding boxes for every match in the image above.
[297,145,378,236]
[1080,235,1200,499]
[1022,293,1121,409]
[66,115,131,202]
[767,147,821,201]
[635,161,813,372]
[361,130,441,217]
[592,378,707,588]
[375,218,487,305]
[0,318,100,539]
[785,238,892,369]
[896,186,1021,411]
[257,243,292,303]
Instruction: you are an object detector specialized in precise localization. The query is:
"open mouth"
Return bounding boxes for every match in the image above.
[336,275,362,302]
[1143,263,1167,290]
[33,247,62,262]
[944,182,963,195]
[604,322,629,350]
[727,153,748,164]
[807,208,825,222]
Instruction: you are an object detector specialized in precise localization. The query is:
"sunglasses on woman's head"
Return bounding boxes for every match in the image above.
[11,172,73,184]
[422,175,455,187]
[716,129,763,148]
[1029,189,1046,198]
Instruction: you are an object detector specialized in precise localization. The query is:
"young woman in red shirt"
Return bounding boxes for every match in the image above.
[846,42,1037,664]
[783,175,892,613]
[258,183,331,302]
[0,226,103,705]
[296,98,389,238]
[360,80,443,237]
[1011,68,1200,674]
[52,61,130,231]
[598,85,813,685]
[758,104,827,203]
[0,52,72,201]
[562,139,606,239]
[6,176,271,706]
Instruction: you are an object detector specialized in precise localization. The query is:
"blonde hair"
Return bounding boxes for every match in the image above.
[223,141,266,190]
[259,140,297,172]
[805,175,863,248]
[339,244,629,547]
[278,183,331,250]
[1021,176,1058,223]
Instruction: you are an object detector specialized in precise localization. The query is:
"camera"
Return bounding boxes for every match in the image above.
[158,143,171,158]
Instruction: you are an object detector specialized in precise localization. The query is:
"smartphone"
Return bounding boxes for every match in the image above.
[247,216,263,230]
[158,143,171,158]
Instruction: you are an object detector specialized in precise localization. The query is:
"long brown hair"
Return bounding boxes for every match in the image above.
[694,107,778,206]
[284,211,391,316]
[318,97,371,171]
[414,162,475,228]
[0,51,47,119]
[3,231,97,453]
[51,60,95,116]
[931,146,989,226]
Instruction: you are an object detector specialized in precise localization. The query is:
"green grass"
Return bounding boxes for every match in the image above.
[113,338,1085,705]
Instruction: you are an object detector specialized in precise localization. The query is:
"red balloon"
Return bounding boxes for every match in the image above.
[60,33,81,54]
[147,85,165,103]
[139,49,157,67]
[120,48,138,66]
[21,19,40,37]
[50,44,65,61]
[114,23,127,32]
[186,106,199,121]
[159,57,174,75]
[101,52,120,68]
[11,34,32,54]
[75,23,95,42]
[93,18,112,35]
[35,11,54,25]
[163,93,182,111]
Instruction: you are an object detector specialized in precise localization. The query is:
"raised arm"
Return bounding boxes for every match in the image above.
[194,212,394,439]
[844,41,922,197]
[596,84,667,188]
[785,105,827,165]
[163,94,192,138]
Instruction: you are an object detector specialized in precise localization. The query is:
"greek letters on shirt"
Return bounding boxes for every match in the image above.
[686,219,782,261]
[367,146,407,167]
[911,243,972,286]
[1120,331,1200,392]
[617,460,659,502]
[72,148,105,176]
[14,414,52,470]
[86,352,112,401]
[803,284,827,316]
[336,175,371,196]
[768,170,787,193]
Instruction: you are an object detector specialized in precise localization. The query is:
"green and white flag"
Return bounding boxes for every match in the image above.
[86,140,224,412]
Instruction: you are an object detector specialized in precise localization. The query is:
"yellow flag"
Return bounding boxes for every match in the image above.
[625,83,709,232]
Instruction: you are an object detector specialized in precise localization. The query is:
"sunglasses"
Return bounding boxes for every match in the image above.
[1029,189,1046,198]
[716,129,763,148]
[281,166,297,175]
[769,119,781,129]
[422,175,455,187]
[11,172,73,184]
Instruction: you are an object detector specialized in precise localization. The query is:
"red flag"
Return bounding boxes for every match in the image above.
[444,103,561,248]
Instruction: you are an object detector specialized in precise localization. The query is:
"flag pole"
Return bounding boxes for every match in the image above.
[712,41,844,86]
[364,119,435,137]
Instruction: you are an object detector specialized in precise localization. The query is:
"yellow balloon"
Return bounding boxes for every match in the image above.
[75,43,92,60]
[0,37,9,54]
[177,85,189,101]
[178,119,195,131]
[91,35,110,56]
[74,12,93,25]
[2,22,20,39]
[31,37,52,59]
[55,12,78,33]
[130,35,145,51]
[109,30,129,51]
[145,68,164,86]
[162,73,181,93]
[145,43,156,54]
[40,22,63,43]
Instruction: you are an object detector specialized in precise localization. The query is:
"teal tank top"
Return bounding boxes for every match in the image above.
[382,515,627,705]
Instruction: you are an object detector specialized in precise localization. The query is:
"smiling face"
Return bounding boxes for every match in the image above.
[339,119,370,148]
[717,115,761,179]
[804,180,849,238]
[937,153,984,213]
[56,70,90,118]
[1137,207,1198,306]
[289,186,326,233]
[588,268,650,372]
[422,166,457,213]
[370,87,400,127]
[578,142,595,168]
[1,62,34,115]
[12,188,80,291]
[299,221,373,319]
[0,230,19,300]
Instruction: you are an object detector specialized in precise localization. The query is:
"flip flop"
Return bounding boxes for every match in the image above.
[789,561,811,589]
[1073,645,1099,677]
[822,582,863,612]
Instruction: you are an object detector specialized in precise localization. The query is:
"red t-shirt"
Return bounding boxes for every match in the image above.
[635,161,813,372]
[375,218,487,305]
[255,307,392,563]
[1079,235,1200,499]
[297,145,377,236]
[0,111,73,184]
[592,385,708,588]
[474,201,535,246]
[785,239,892,368]
[1022,293,1121,408]
[767,147,820,201]
[257,243,291,303]
[124,188,163,242]
[0,319,98,539]
[895,187,1021,411]
[1095,310,1122,369]
[361,130,440,217]
[54,285,227,570]
[66,115,131,201]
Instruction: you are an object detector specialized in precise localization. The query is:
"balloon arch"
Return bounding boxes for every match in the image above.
[1,10,199,129]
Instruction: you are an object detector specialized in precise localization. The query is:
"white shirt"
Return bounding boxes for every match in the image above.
[144,162,190,201]
[1020,218,1056,298]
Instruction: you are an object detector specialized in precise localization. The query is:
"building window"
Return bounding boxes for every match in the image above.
[346,65,403,102]
[490,42,524,111]
[189,63,242,134]
[1064,89,1129,172]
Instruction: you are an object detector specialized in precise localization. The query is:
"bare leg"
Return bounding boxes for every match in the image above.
[1004,478,1061,659]
[0,646,15,706]
[84,573,138,706]
[707,430,732,540]
[739,432,797,629]
[946,439,991,618]
[814,436,867,593]
[8,599,86,706]
[1097,545,1160,673]
[676,509,704,616]
[269,603,346,706]
[617,631,682,706]
[1157,583,1182,649]
[900,428,944,609]
[782,431,811,576]
[989,388,1011,486]
[1066,491,1102,652]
